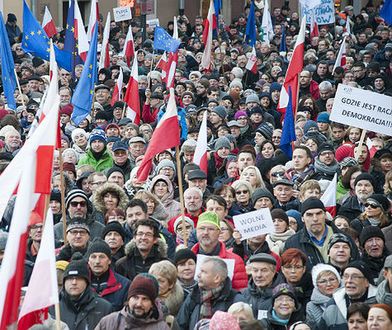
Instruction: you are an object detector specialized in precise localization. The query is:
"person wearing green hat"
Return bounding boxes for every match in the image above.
[190,211,247,290]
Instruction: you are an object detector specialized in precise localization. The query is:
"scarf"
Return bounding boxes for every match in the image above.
[314,158,340,177]
[199,284,224,319]
[214,152,225,171]
[271,309,290,325]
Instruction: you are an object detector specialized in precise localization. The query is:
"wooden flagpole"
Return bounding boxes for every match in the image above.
[175,145,188,247]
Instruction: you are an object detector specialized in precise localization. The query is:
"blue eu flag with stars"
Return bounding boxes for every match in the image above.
[22,0,71,72]
[0,11,17,109]
[71,25,98,126]
[280,87,296,159]
[153,26,180,53]
[64,0,83,69]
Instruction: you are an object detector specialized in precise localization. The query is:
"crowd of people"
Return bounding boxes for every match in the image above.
[0,1,392,329]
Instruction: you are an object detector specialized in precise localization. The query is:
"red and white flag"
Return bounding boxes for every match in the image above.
[332,37,347,74]
[74,0,89,62]
[122,25,135,67]
[41,6,56,38]
[99,12,111,70]
[166,51,178,89]
[193,111,208,174]
[156,52,168,82]
[136,88,180,182]
[201,0,215,71]
[111,68,123,106]
[123,58,140,124]
[343,17,351,36]
[321,173,338,217]
[310,9,319,38]
[18,209,59,329]
[245,47,258,74]
[278,16,306,118]
[87,0,99,42]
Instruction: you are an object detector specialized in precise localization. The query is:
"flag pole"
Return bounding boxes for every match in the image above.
[58,148,67,244]
[14,69,25,107]
[55,302,61,330]
[175,145,188,247]
[355,129,367,161]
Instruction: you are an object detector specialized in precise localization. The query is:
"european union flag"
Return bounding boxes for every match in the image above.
[22,0,71,71]
[153,26,180,53]
[71,25,98,126]
[245,0,256,47]
[280,87,296,159]
[380,0,392,25]
[280,25,287,53]
[64,0,82,70]
[0,12,17,109]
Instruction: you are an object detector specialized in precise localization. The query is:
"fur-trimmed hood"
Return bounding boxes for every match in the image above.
[124,237,168,259]
[149,175,175,207]
[92,182,129,213]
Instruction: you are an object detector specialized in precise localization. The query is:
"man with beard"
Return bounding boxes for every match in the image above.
[96,273,169,329]
[78,129,113,172]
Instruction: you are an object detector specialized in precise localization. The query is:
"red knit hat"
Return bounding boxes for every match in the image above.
[60,104,74,117]
[335,144,352,162]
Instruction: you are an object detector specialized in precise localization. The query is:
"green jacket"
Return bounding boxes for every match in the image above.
[78,149,113,172]
[336,179,348,204]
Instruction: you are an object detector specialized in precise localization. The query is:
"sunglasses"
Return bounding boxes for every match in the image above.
[364,203,379,209]
[70,201,87,207]
[236,190,249,195]
[271,171,285,177]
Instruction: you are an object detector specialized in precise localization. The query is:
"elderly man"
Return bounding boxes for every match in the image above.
[327,233,353,274]
[318,261,377,329]
[273,179,300,211]
[96,273,169,329]
[316,81,333,112]
[4,129,22,153]
[191,211,247,290]
[128,136,146,167]
[177,257,244,329]
[187,169,210,199]
[284,198,359,270]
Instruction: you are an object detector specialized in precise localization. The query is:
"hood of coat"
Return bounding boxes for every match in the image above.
[149,175,175,206]
[124,237,168,259]
[92,182,129,213]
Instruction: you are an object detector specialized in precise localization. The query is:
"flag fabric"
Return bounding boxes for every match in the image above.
[122,24,135,67]
[260,0,274,45]
[193,111,208,174]
[173,16,179,40]
[137,88,180,182]
[0,12,17,110]
[380,0,392,25]
[245,0,256,46]
[18,209,59,329]
[71,25,98,126]
[279,25,287,54]
[310,9,319,38]
[245,46,258,74]
[280,87,296,159]
[41,6,56,38]
[332,37,347,74]
[153,26,181,53]
[166,52,178,89]
[74,0,89,61]
[213,0,222,21]
[343,16,351,36]
[99,12,111,70]
[201,0,215,71]
[110,68,123,106]
[87,0,99,41]
[22,0,72,72]
[155,52,168,82]
[123,58,140,124]
[321,173,338,217]
[277,16,306,117]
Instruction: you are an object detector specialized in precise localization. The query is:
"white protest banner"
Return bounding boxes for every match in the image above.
[233,208,275,241]
[113,6,132,22]
[194,254,235,280]
[147,18,160,28]
[330,84,392,136]
[301,0,334,25]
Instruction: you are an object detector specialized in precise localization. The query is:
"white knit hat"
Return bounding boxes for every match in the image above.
[311,263,341,287]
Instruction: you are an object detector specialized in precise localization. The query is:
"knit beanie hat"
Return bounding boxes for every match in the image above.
[106,166,125,179]
[50,189,62,204]
[245,93,259,104]
[212,106,227,120]
[359,226,385,247]
[234,111,248,120]
[174,248,197,266]
[301,197,326,215]
[63,162,76,177]
[318,143,335,155]
[303,120,319,134]
[65,189,89,210]
[101,221,126,241]
[56,260,69,272]
[127,273,159,302]
[335,145,353,162]
[209,311,241,330]
[174,216,195,232]
[197,211,221,230]
[344,260,374,285]
[63,252,90,284]
[87,238,112,258]
[256,123,273,140]
[66,219,90,234]
[270,82,282,92]
[71,128,88,143]
[89,129,107,144]
[328,233,352,253]
[366,194,391,213]
[214,136,231,151]
[252,188,275,204]
[155,159,176,176]
[272,283,298,308]
[311,263,341,287]
[317,112,330,123]
[271,209,289,225]
[286,210,303,230]
[354,173,375,189]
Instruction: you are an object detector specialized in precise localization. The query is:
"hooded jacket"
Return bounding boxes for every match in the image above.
[78,148,113,172]
[376,279,392,306]
[92,182,129,215]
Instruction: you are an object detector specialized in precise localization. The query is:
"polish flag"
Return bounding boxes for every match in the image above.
[18,209,59,329]
[201,0,215,71]
[99,12,111,70]
[136,88,180,182]
[42,6,56,38]
[122,25,135,67]
[166,51,178,89]
[123,58,140,124]
[332,37,347,74]
[193,111,208,174]
[74,0,89,62]
[310,10,319,38]
[156,52,168,82]
[343,16,351,36]
[245,47,258,74]
[321,173,338,217]
[277,16,306,118]
[111,68,123,106]
[87,0,99,42]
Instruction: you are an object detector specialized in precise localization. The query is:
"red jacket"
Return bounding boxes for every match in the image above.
[191,241,248,291]
[141,103,159,123]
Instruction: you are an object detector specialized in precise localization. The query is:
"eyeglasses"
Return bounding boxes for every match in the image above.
[282,265,304,271]
[271,171,285,177]
[343,274,365,281]
[68,230,88,236]
[275,295,295,304]
[136,232,154,238]
[69,201,87,207]
[91,181,106,186]
[317,277,338,285]
[364,203,379,209]
[272,136,281,140]
[197,226,218,233]
[30,224,43,230]
[236,190,249,195]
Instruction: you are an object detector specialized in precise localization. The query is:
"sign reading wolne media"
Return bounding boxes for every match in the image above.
[330,84,392,136]
[233,208,275,241]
